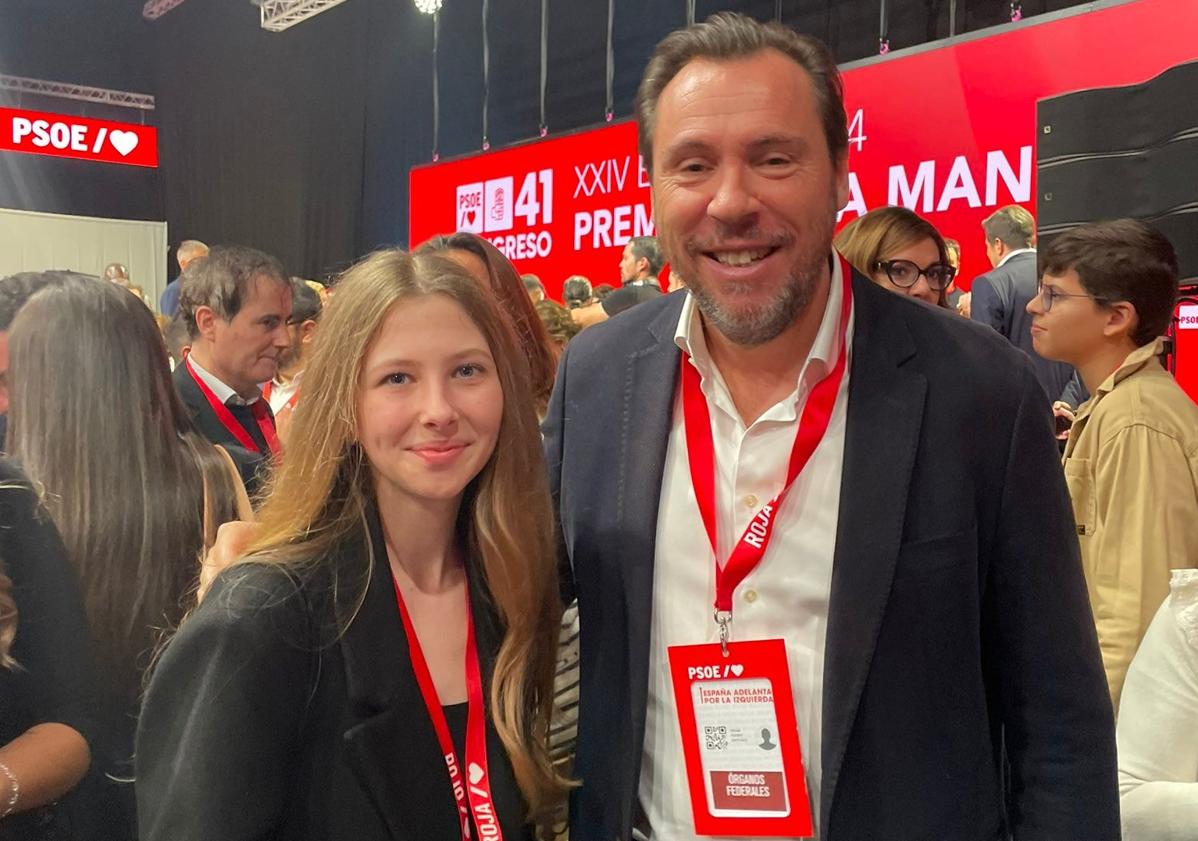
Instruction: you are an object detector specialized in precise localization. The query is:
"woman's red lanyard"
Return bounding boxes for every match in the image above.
[185,357,281,457]
[392,577,503,841]
[681,256,853,651]
[262,380,301,414]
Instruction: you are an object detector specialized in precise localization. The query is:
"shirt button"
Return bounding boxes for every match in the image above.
[744,494,759,509]
[744,589,759,604]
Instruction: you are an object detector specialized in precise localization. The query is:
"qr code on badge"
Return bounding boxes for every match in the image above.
[704,725,728,751]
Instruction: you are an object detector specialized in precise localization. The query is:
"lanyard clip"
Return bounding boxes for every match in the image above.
[714,610,733,657]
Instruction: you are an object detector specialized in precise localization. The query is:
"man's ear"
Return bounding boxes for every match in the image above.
[194,306,219,343]
[1102,300,1139,342]
[300,320,319,345]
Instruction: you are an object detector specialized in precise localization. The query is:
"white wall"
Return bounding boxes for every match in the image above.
[0,207,168,308]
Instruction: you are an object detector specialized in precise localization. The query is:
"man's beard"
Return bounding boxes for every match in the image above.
[684,205,836,348]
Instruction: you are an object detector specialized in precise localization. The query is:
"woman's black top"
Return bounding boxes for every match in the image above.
[0,458,103,841]
[136,506,534,841]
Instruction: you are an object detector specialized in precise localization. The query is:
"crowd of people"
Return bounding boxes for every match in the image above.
[0,11,1195,841]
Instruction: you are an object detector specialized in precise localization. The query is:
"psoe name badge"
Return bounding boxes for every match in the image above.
[667,639,813,838]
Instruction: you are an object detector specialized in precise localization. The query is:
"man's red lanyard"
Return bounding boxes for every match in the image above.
[392,577,503,841]
[185,357,281,457]
[262,380,301,414]
[681,257,853,650]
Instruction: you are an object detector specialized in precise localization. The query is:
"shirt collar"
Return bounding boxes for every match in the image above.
[674,251,846,394]
[272,368,304,389]
[1095,337,1167,396]
[187,354,259,407]
[997,247,1036,269]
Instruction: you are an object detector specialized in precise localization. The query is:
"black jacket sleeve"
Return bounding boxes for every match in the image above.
[135,564,317,841]
[983,365,1119,838]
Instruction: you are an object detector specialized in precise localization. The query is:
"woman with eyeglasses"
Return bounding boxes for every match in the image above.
[834,206,955,309]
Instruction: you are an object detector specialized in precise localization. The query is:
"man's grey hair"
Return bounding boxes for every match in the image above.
[177,239,210,268]
[562,275,593,308]
[635,12,847,171]
[177,245,288,339]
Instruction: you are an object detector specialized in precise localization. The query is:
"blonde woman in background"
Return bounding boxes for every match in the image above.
[835,206,956,308]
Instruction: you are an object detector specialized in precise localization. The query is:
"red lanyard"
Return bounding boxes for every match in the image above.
[186,358,281,457]
[682,257,853,626]
[392,577,503,841]
[262,380,301,414]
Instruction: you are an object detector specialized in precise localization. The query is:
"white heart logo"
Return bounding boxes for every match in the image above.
[109,130,139,157]
[468,762,485,785]
[730,664,745,677]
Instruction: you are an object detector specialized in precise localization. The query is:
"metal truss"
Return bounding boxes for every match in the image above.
[259,0,352,32]
[142,0,188,20]
[0,74,155,111]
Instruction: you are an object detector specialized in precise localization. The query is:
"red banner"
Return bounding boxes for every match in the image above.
[410,0,1198,299]
[0,107,158,168]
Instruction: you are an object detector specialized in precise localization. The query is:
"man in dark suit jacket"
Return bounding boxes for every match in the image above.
[971,206,1076,403]
[545,14,1117,841]
[174,245,292,495]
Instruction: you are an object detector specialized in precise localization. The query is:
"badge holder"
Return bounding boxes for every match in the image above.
[668,637,814,837]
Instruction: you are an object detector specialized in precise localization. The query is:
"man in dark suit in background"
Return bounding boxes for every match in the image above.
[971,205,1076,403]
[174,246,292,495]
[159,239,210,317]
[545,13,1118,841]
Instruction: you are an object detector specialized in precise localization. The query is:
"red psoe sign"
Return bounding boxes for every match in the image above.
[0,107,158,168]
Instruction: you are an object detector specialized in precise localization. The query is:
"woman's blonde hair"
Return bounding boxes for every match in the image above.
[245,249,568,825]
[834,206,950,307]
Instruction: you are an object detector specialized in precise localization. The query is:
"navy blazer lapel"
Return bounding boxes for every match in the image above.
[819,276,927,832]
[619,296,685,762]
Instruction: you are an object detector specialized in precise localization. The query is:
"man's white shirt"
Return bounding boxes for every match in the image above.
[638,256,853,840]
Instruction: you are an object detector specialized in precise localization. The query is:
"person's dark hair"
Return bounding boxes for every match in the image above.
[7,276,244,705]
[177,245,289,339]
[417,232,557,414]
[943,238,961,266]
[0,271,91,330]
[635,11,847,170]
[982,205,1035,250]
[562,275,593,308]
[628,236,665,277]
[593,283,616,302]
[289,278,323,323]
[522,273,545,295]
[162,315,191,365]
[1040,219,1180,347]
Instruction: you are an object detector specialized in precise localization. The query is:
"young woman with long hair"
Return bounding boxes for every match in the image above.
[6,275,251,839]
[418,232,558,416]
[136,250,568,841]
